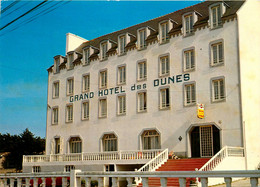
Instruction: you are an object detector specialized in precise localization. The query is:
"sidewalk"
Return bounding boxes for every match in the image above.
[211,178,260,187]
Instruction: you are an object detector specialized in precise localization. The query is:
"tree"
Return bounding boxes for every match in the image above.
[1,128,45,171]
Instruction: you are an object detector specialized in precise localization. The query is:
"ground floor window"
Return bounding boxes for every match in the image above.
[103,134,117,152]
[32,166,41,173]
[65,165,75,172]
[142,130,161,150]
[69,137,82,153]
[55,137,60,154]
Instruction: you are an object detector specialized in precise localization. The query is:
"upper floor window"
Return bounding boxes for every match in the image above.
[99,70,107,89]
[99,98,107,118]
[53,81,59,98]
[83,48,90,65]
[69,137,82,153]
[184,14,194,35]
[118,35,126,55]
[65,165,75,172]
[54,137,60,154]
[66,104,73,123]
[52,107,59,125]
[82,101,89,120]
[160,88,170,109]
[138,29,147,49]
[82,74,90,92]
[67,78,74,95]
[184,49,195,71]
[117,65,126,85]
[138,91,147,112]
[184,83,196,106]
[211,5,222,28]
[142,130,160,150]
[159,22,169,43]
[212,78,225,102]
[137,61,147,81]
[211,42,224,66]
[67,53,74,69]
[159,55,169,76]
[54,58,60,73]
[118,95,126,115]
[103,134,117,152]
[100,41,108,60]
[33,166,41,173]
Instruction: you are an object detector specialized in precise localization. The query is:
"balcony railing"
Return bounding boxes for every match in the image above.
[23,149,163,163]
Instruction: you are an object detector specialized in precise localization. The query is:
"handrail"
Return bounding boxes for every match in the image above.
[135,148,168,185]
[199,146,244,171]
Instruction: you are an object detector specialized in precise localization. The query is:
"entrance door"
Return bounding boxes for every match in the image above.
[190,125,220,157]
[105,165,115,187]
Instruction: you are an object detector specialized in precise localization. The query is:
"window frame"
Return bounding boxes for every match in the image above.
[183,82,196,106]
[183,47,195,72]
[82,101,90,120]
[54,57,60,74]
[54,137,60,154]
[99,98,107,118]
[82,74,90,93]
[100,41,108,61]
[137,60,147,81]
[83,47,90,65]
[67,52,74,69]
[184,13,194,35]
[52,81,60,99]
[117,65,126,85]
[118,34,126,55]
[99,69,108,89]
[159,54,170,77]
[117,94,126,115]
[32,166,41,173]
[66,104,73,123]
[137,28,147,50]
[102,134,118,152]
[142,130,161,150]
[159,87,170,110]
[52,106,59,125]
[69,137,82,153]
[210,40,224,67]
[137,91,147,113]
[209,3,223,29]
[66,77,74,96]
[159,21,169,44]
[211,77,226,103]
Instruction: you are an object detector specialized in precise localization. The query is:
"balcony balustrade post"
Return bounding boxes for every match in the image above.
[25,178,30,187]
[250,177,258,187]
[51,177,56,187]
[33,178,38,187]
[224,177,232,187]
[41,177,46,187]
[201,178,208,187]
[160,177,167,187]
[10,178,14,187]
[112,177,118,187]
[84,177,91,187]
[142,177,148,187]
[70,170,81,187]
[17,178,22,187]
[3,178,7,186]
[62,177,67,187]
[119,151,121,160]
[98,177,104,187]
[179,177,186,187]
[82,152,84,161]
[126,177,133,187]
[49,155,52,162]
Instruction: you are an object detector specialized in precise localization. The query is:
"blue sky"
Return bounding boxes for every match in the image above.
[0,1,200,138]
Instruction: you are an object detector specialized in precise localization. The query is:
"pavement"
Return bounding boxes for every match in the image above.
[211,178,260,187]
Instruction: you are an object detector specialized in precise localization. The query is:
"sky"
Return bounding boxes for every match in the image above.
[0,0,200,138]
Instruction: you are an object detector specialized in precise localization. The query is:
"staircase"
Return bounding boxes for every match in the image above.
[137,158,210,187]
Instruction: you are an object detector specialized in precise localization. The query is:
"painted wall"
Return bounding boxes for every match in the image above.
[237,0,260,170]
[46,19,242,160]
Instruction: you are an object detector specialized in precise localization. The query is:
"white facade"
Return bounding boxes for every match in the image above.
[23,0,260,174]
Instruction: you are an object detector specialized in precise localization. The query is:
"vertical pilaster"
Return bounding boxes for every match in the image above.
[51,177,56,187]
[224,177,232,187]
[201,178,208,187]
[17,178,22,187]
[10,178,15,187]
[142,177,148,187]
[179,177,186,187]
[25,178,30,187]
[41,177,46,187]
[112,177,118,187]
[33,178,38,187]
[160,177,167,187]
[97,177,104,187]
[84,177,91,187]
[250,177,258,187]
[126,177,133,187]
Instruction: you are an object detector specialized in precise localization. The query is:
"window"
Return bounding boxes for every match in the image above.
[184,49,195,71]
[118,65,126,85]
[212,78,225,102]
[99,98,107,118]
[138,29,146,49]
[138,92,147,112]
[160,88,170,109]
[184,14,193,35]
[66,104,73,122]
[159,55,169,76]
[52,107,59,125]
[65,165,75,172]
[211,5,222,28]
[160,22,169,43]
[83,48,90,65]
[82,101,89,120]
[118,95,126,115]
[33,166,41,173]
[211,42,224,66]
[53,82,59,98]
[67,78,74,95]
[103,134,117,152]
[184,83,196,105]
[67,53,74,69]
[100,42,108,60]
[118,35,126,55]
[54,58,60,73]
[55,138,60,154]
[69,137,82,153]
[82,74,90,92]
[99,70,107,89]
[142,130,160,150]
[137,61,147,81]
